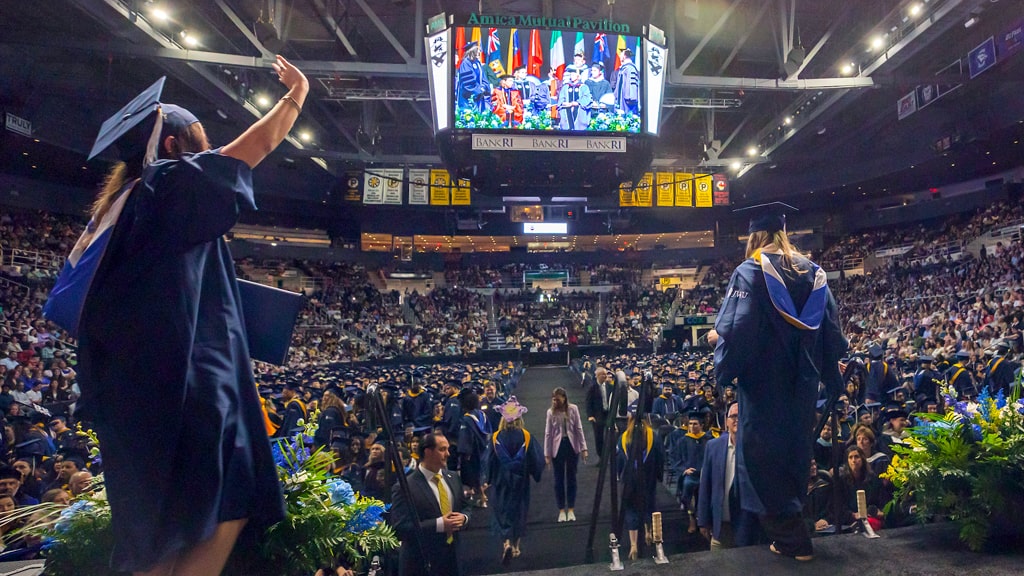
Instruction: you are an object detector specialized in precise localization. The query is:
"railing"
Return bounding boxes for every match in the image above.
[0,246,65,272]
[822,257,865,272]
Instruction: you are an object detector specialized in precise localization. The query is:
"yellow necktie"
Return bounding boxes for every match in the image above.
[434,473,453,544]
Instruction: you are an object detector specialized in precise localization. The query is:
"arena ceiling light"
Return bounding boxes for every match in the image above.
[840,63,854,76]
[256,95,270,108]
[746,146,758,157]
[150,7,169,22]
[870,35,885,51]
[908,3,923,18]
[299,131,312,142]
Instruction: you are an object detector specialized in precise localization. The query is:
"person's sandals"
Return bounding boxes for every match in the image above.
[501,542,513,565]
[770,542,813,562]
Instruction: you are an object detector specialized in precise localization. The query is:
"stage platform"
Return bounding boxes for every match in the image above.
[2,523,1019,575]
[503,523,1024,576]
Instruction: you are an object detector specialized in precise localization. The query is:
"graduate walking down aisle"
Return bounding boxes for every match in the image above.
[486,397,543,565]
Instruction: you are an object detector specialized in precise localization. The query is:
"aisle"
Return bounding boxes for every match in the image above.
[460,367,703,575]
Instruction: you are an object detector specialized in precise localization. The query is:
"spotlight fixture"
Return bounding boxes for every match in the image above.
[909,3,923,17]
[870,35,885,50]
[746,146,758,157]
[299,131,312,142]
[256,95,270,108]
[183,33,199,47]
[151,7,169,21]
[783,116,793,126]
[729,161,742,171]
[840,63,854,75]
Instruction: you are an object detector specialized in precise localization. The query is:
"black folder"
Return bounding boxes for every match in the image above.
[237,279,305,366]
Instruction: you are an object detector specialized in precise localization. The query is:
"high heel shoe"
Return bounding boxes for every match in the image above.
[501,542,513,565]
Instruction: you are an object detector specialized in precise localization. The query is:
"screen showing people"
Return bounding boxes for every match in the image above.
[453,27,642,133]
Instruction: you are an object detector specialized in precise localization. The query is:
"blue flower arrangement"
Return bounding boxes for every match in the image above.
[884,382,1024,551]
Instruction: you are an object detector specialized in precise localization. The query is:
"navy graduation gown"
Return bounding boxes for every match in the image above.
[486,428,543,541]
[714,249,847,517]
[77,150,285,571]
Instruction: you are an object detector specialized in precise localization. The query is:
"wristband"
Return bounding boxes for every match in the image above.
[280,95,302,114]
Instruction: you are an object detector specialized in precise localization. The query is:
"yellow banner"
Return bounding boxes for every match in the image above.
[619,181,636,207]
[452,179,471,205]
[675,173,692,207]
[695,174,713,207]
[656,172,674,206]
[429,169,450,205]
[635,172,653,207]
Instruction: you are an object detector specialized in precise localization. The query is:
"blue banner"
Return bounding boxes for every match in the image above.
[968,36,997,79]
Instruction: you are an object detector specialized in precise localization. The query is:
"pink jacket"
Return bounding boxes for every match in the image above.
[544,403,588,458]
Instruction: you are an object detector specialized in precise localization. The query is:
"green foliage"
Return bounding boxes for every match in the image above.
[587,110,641,133]
[885,390,1024,551]
[454,106,506,129]
[18,430,398,575]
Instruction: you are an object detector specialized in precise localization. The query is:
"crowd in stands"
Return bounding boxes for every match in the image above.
[495,289,597,351]
[602,286,676,349]
[818,200,1024,264]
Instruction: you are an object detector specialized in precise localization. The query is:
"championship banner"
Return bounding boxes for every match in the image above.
[968,36,996,79]
[452,179,472,205]
[712,174,730,206]
[656,172,674,206]
[342,170,362,203]
[363,171,384,204]
[916,84,939,109]
[674,173,692,207]
[408,169,429,205]
[619,182,636,207]
[694,174,713,207]
[897,90,917,120]
[382,169,404,205]
[635,172,653,207]
[429,169,450,205]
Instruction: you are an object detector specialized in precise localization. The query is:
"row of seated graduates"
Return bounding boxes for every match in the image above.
[254,360,523,501]
[570,347,995,542]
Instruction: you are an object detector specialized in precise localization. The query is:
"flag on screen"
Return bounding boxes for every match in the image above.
[593,33,610,66]
[636,36,642,61]
[528,29,543,77]
[471,28,483,62]
[574,32,585,58]
[614,34,627,70]
[487,28,505,75]
[508,29,522,73]
[455,27,465,67]
[550,30,566,79]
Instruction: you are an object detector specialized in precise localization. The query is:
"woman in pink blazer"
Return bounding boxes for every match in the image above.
[544,387,589,522]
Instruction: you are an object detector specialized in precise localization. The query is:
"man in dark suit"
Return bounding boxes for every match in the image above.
[390,432,471,576]
[584,367,612,461]
[696,402,757,550]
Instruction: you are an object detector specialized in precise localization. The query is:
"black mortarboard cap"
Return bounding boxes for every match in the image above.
[87,77,200,165]
[954,350,972,360]
[734,202,797,234]
[464,40,479,50]
[881,403,909,421]
[867,344,883,359]
[917,355,934,364]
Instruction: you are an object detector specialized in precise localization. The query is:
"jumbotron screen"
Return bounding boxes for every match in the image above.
[452,27,643,134]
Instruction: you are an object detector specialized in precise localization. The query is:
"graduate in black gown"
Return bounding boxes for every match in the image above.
[486,397,543,564]
[616,405,664,560]
[712,202,847,561]
[67,56,309,573]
